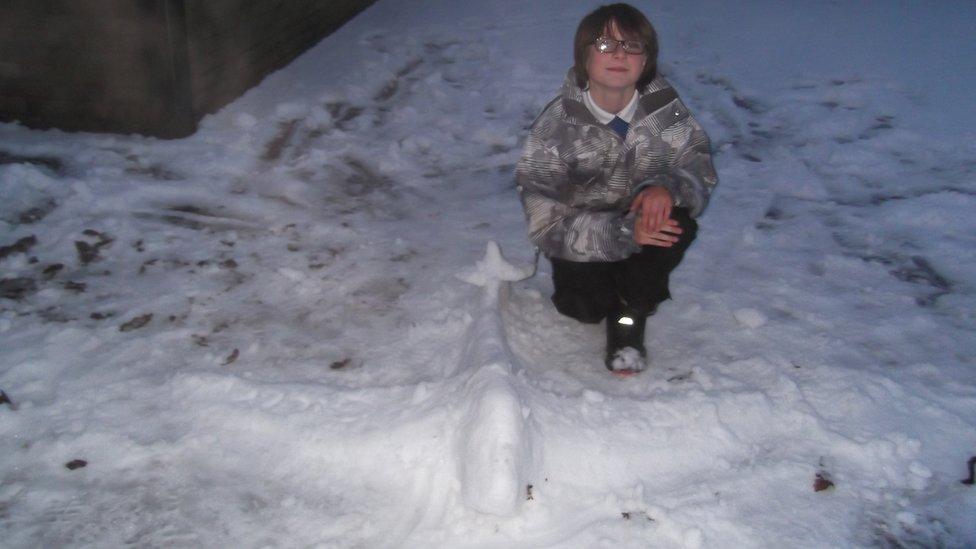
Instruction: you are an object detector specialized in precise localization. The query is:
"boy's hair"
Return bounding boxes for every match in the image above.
[573,3,659,91]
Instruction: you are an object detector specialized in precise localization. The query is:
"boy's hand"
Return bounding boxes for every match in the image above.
[635,217,682,247]
[630,186,672,235]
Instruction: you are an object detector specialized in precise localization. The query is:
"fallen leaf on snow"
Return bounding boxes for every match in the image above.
[65,459,87,470]
[222,349,240,365]
[119,314,153,332]
[814,471,834,492]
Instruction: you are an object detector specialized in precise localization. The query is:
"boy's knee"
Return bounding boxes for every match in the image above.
[671,207,698,244]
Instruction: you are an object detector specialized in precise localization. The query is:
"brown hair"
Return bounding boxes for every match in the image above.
[573,3,659,91]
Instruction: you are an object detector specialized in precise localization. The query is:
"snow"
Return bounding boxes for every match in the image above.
[732,308,766,329]
[457,241,535,300]
[608,347,645,373]
[2,0,975,546]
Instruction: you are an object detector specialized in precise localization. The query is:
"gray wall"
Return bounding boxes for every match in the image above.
[0,0,375,138]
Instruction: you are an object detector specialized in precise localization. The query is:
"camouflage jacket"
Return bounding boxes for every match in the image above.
[515,70,718,262]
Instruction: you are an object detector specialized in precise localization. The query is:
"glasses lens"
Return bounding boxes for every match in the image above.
[622,41,645,54]
[595,37,644,54]
[595,38,616,53]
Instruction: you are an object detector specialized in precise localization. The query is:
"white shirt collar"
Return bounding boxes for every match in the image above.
[583,89,639,124]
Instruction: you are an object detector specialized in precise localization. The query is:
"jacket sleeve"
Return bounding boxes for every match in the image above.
[635,100,718,218]
[515,128,640,262]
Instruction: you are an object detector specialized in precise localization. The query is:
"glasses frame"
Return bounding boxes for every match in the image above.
[593,36,646,55]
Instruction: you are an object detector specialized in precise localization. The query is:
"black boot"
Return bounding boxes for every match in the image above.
[604,307,648,374]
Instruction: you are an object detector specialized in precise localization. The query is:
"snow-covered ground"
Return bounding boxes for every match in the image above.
[2,1,975,546]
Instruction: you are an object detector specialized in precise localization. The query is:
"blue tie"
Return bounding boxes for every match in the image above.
[608,116,629,139]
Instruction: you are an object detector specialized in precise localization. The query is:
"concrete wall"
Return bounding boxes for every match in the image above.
[0,0,375,138]
[184,0,372,117]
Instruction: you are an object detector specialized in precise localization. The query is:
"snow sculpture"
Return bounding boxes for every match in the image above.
[456,241,538,516]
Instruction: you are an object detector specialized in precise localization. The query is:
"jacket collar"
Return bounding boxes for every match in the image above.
[559,68,677,130]
[584,89,639,124]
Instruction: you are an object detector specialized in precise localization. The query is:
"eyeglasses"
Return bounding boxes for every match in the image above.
[593,37,646,55]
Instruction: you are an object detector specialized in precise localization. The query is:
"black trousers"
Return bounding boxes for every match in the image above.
[550,207,698,324]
